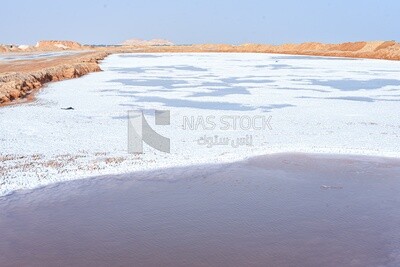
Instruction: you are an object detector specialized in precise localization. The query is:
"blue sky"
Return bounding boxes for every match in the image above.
[1,0,398,45]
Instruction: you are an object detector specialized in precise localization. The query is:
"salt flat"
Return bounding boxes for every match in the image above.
[1,53,400,196]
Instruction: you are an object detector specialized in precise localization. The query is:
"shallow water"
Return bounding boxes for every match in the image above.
[1,153,400,267]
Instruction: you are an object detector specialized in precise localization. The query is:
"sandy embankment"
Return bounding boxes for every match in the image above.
[151,40,400,60]
[0,51,109,105]
[1,40,400,105]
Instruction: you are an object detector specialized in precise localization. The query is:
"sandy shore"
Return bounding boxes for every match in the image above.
[1,40,400,105]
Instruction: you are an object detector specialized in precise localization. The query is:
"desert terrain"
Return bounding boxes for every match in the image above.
[1,40,400,105]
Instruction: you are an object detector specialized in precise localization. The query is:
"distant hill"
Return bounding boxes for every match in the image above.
[122,39,174,46]
[36,40,82,50]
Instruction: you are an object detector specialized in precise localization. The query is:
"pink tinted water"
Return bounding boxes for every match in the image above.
[1,153,400,267]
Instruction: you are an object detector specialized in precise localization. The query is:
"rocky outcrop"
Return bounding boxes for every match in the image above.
[0,40,85,53]
[122,39,174,46]
[0,44,21,52]
[35,40,82,50]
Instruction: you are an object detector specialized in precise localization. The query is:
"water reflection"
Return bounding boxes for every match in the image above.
[1,154,399,267]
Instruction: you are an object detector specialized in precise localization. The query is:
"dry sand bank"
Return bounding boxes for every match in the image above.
[1,40,400,105]
[0,51,109,105]
[129,40,400,61]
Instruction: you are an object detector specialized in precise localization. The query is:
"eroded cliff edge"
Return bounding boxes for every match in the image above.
[0,51,109,105]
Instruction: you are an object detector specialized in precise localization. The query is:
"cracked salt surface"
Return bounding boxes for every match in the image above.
[1,53,400,196]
